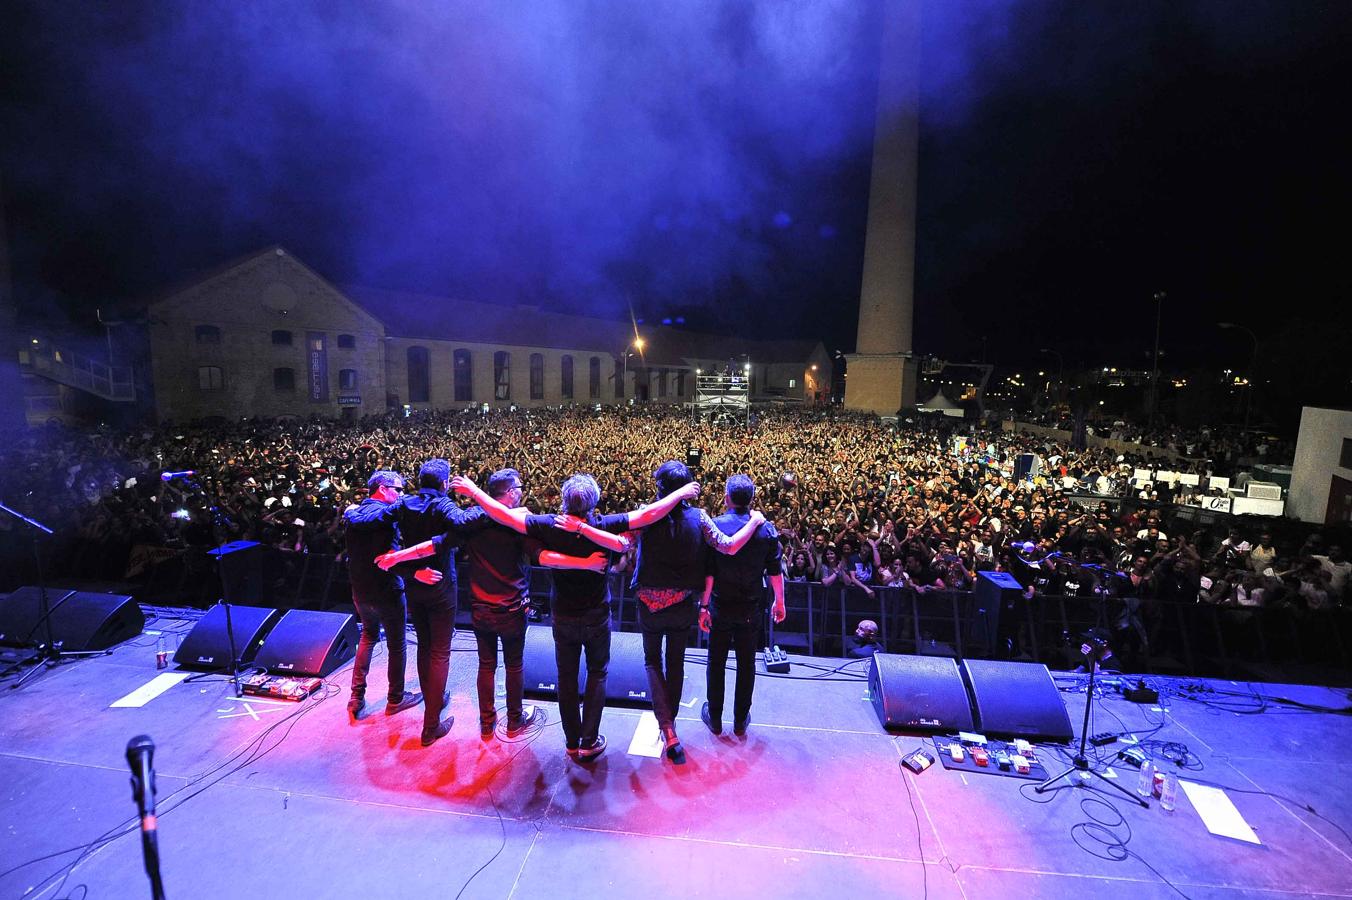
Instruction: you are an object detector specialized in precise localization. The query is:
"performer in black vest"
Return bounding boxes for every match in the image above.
[699,474,785,737]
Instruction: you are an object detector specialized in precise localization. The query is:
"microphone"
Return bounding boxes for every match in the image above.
[126,734,156,818]
[160,470,195,482]
[127,734,167,899]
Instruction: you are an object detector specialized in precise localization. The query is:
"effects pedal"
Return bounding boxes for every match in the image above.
[902,749,936,774]
[763,645,791,674]
[1090,732,1118,746]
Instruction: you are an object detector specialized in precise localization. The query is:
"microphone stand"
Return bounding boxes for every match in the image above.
[1036,639,1148,807]
[0,500,108,689]
[172,478,245,697]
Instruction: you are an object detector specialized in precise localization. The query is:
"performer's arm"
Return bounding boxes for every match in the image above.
[769,574,786,623]
[376,537,440,571]
[554,516,631,554]
[701,510,765,555]
[450,476,529,534]
[538,550,608,573]
[699,575,714,633]
[625,481,702,530]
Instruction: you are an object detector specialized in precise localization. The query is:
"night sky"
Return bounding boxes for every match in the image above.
[2,1,1350,380]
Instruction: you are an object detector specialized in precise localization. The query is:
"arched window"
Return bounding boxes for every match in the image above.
[657,368,668,398]
[453,349,473,402]
[407,346,430,403]
[198,366,224,391]
[194,324,221,344]
[273,367,296,392]
[614,358,624,398]
[561,355,574,400]
[271,329,293,346]
[589,357,601,399]
[676,370,686,397]
[529,353,544,400]
[494,351,511,401]
[338,368,358,391]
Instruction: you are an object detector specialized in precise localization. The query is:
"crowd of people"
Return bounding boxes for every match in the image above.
[0,406,1342,621]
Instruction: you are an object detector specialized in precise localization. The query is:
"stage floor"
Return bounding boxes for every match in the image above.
[2,614,1351,899]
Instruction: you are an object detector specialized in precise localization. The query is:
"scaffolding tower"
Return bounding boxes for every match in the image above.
[691,372,751,426]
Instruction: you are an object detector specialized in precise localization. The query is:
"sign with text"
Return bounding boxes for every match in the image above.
[307,332,329,403]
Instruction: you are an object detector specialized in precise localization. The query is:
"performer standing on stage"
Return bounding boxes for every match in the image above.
[342,470,423,721]
[629,461,764,764]
[375,459,472,747]
[699,474,785,737]
[452,472,702,760]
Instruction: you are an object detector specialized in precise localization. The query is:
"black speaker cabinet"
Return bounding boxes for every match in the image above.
[963,658,1073,742]
[868,653,975,733]
[522,624,651,707]
[254,609,359,677]
[174,604,280,670]
[970,570,1025,658]
[0,587,143,651]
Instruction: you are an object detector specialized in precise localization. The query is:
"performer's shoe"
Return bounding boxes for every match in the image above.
[700,702,722,735]
[506,708,544,737]
[733,713,751,737]
[480,713,497,739]
[386,691,423,716]
[576,735,607,761]
[347,694,366,722]
[420,716,454,747]
[663,728,686,765]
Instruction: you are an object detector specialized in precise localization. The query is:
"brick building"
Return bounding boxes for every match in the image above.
[140,246,829,423]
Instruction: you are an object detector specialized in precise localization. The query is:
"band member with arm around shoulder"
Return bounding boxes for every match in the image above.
[626,461,764,765]
[698,474,785,737]
[342,469,417,722]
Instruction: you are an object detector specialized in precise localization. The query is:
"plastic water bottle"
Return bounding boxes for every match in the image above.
[1159,772,1178,813]
[1136,759,1154,798]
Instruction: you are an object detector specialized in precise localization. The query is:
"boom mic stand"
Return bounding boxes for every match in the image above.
[1035,635,1148,807]
[1,500,108,689]
[172,478,245,697]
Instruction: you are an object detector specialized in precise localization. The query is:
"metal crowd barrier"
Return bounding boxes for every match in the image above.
[34,543,1350,683]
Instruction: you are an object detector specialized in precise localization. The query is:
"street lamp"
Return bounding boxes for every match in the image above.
[622,336,645,399]
[1218,321,1259,430]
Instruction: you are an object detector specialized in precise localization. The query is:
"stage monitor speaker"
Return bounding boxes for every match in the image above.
[962,658,1073,742]
[868,653,975,733]
[174,604,280,670]
[522,624,651,707]
[0,587,143,651]
[254,609,359,677]
[969,570,1025,659]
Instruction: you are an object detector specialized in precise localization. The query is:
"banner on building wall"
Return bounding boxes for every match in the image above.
[307,332,329,402]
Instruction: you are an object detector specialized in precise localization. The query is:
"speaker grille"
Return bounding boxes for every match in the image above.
[963,659,1073,742]
[868,653,975,732]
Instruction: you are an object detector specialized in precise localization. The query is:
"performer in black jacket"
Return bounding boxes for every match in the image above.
[342,470,422,721]
[374,459,483,746]
[699,474,785,737]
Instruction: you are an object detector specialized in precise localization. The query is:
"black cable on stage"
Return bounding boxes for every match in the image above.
[452,706,554,900]
[3,680,338,899]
